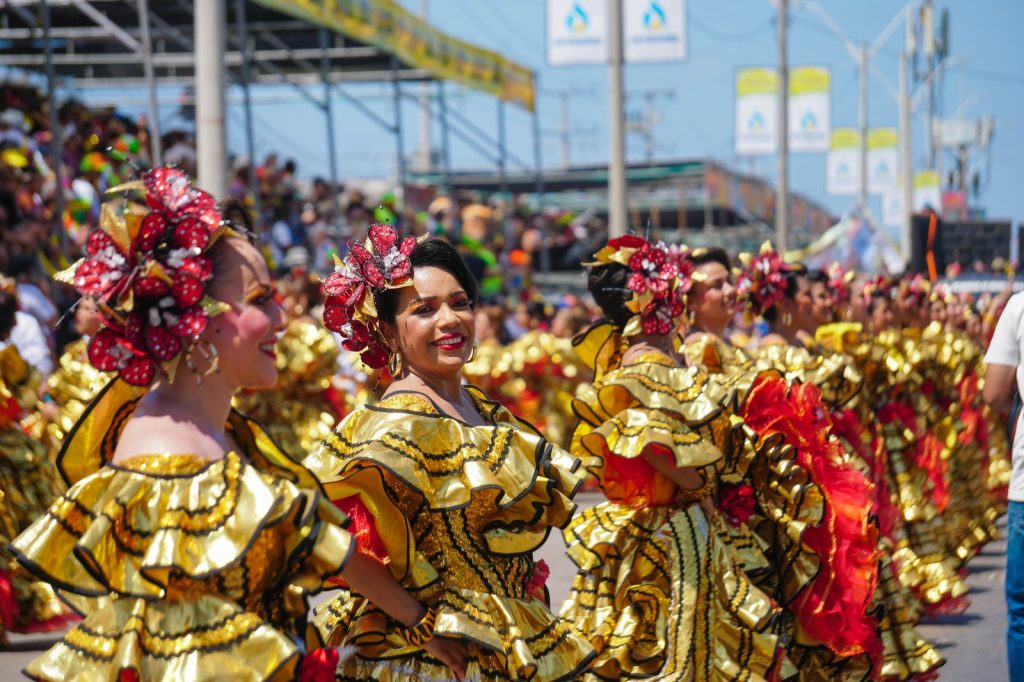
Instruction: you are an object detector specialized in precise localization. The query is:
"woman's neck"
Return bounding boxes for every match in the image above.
[393,367,465,405]
[147,370,237,434]
[767,320,802,346]
[689,316,727,339]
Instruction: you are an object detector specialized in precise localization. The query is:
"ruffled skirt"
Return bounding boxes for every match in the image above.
[559,501,785,681]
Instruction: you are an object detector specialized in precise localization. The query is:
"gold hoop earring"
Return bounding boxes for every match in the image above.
[387,350,403,376]
[782,312,793,326]
[185,339,220,385]
[467,343,478,363]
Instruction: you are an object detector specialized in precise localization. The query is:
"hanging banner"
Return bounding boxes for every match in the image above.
[624,0,687,63]
[826,128,860,196]
[913,170,942,211]
[254,0,536,110]
[735,67,779,155]
[547,0,609,66]
[881,188,903,227]
[788,66,830,152]
[867,128,898,194]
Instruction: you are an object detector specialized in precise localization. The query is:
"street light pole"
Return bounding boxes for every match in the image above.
[607,0,627,237]
[776,0,789,252]
[857,44,869,215]
[194,0,227,197]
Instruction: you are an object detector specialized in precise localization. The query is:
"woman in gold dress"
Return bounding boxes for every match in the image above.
[0,282,71,643]
[558,235,787,681]
[9,168,466,681]
[304,226,595,680]
[683,249,942,680]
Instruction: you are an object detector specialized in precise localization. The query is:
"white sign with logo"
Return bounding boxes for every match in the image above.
[881,188,903,227]
[735,67,778,155]
[826,128,860,196]
[547,0,609,66]
[788,66,830,152]
[867,128,898,194]
[624,0,687,63]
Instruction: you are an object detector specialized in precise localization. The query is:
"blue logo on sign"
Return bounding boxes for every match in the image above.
[747,111,765,131]
[801,110,817,131]
[643,2,666,30]
[837,161,851,177]
[567,3,589,32]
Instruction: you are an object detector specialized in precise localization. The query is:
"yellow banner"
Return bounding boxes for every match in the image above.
[737,68,778,97]
[867,128,898,150]
[914,170,940,190]
[254,0,536,111]
[789,66,829,96]
[830,128,860,149]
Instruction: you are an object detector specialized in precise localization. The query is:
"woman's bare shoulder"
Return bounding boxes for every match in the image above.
[112,413,225,464]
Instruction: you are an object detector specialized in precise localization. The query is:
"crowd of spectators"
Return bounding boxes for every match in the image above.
[0,83,609,372]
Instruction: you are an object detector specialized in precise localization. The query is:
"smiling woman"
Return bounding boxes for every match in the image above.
[306,230,596,680]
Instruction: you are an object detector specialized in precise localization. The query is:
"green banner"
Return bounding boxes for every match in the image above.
[255,0,536,110]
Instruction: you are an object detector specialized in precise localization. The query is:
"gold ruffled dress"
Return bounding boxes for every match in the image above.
[688,331,945,681]
[20,338,110,457]
[9,378,355,681]
[304,386,595,681]
[561,330,785,681]
[0,344,70,640]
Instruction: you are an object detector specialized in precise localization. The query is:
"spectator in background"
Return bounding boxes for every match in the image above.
[982,289,1024,681]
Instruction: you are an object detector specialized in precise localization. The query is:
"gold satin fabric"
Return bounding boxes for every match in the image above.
[304,387,596,681]
[9,380,355,681]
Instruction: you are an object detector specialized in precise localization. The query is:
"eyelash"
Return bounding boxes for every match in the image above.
[414,299,470,315]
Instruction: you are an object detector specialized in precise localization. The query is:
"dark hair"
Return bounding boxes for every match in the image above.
[761,263,808,323]
[375,238,479,324]
[806,269,829,286]
[586,262,633,329]
[867,291,889,317]
[0,289,17,339]
[688,247,731,271]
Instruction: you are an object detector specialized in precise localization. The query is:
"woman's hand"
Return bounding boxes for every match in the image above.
[423,637,469,680]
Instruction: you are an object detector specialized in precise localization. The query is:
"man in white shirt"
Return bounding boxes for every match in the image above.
[1,310,54,380]
[983,290,1024,681]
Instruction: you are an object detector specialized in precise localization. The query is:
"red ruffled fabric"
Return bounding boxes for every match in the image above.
[831,407,902,541]
[332,497,389,564]
[602,444,682,507]
[0,569,16,631]
[741,376,882,665]
[879,400,949,514]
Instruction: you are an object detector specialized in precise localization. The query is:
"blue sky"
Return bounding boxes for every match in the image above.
[80,0,1024,224]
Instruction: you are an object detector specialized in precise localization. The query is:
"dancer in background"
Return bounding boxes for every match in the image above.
[0,280,71,643]
[560,235,787,681]
[305,227,595,680]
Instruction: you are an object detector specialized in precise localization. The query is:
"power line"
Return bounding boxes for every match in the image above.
[962,66,1024,86]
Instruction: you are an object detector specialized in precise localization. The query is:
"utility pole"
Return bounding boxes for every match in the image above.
[898,7,913,264]
[560,93,571,169]
[625,89,674,164]
[607,0,627,237]
[776,0,789,252]
[194,0,227,197]
[857,43,869,215]
[416,0,431,171]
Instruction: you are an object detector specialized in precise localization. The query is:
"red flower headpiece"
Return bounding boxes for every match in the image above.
[826,262,854,307]
[321,224,417,369]
[860,275,892,305]
[57,167,230,386]
[587,235,692,337]
[735,241,793,320]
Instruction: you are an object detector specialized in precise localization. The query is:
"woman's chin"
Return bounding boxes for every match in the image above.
[242,368,279,391]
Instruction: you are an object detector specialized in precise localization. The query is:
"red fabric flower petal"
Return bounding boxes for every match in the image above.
[137,213,168,251]
[299,647,339,682]
[133,276,169,298]
[398,236,417,256]
[172,216,211,250]
[86,229,119,257]
[348,243,385,288]
[74,259,118,296]
[368,223,398,255]
[170,307,208,338]
[144,324,182,362]
[87,328,127,372]
[177,255,213,282]
[322,302,352,334]
[361,343,388,369]
[120,356,156,386]
[171,273,204,308]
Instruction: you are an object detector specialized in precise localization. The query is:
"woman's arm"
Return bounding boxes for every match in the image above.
[983,364,1017,413]
[339,551,468,679]
[640,447,714,514]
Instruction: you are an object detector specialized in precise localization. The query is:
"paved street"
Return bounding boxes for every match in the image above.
[1,495,1008,680]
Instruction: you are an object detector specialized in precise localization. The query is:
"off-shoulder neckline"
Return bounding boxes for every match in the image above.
[373,387,501,427]
[106,451,238,478]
